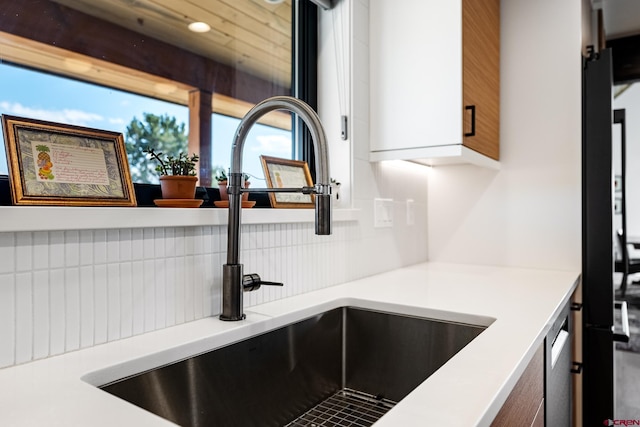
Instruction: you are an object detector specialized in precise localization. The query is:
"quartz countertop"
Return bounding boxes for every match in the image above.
[0,262,580,426]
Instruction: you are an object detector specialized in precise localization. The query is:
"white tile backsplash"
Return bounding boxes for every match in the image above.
[0,274,15,367]
[50,269,66,356]
[0,204,428,369]
[33,232,49,270]
[16,232,32,272]
[64,267,80,353]
[15,272,33,364]
[33,270,50,360]
[0,233,15,273]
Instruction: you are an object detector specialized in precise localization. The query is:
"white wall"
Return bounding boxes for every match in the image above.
[427,0,583,271]
[0,0,430,369]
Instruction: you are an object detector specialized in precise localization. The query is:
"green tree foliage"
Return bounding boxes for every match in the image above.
[124,113,188,183]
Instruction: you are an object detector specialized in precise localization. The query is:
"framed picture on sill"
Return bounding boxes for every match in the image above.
[1,115,137,206]
[260,155,314,208]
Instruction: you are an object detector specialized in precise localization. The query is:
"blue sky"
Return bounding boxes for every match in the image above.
[0,63,291,183]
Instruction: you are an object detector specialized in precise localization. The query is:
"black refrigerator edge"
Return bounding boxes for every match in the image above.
[582,46,625,424]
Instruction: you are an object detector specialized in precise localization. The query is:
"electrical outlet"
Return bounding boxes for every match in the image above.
[374,198,394,228]
[406,199,415,226]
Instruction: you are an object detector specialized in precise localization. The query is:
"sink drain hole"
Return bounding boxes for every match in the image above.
[284,388,397,426]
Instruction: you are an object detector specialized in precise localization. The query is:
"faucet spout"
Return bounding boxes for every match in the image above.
[220,96,331,321]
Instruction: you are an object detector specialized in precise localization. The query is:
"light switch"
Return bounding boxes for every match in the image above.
[374,198,394,228]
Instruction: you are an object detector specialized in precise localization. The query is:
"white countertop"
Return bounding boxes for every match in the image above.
[0,262,579,427]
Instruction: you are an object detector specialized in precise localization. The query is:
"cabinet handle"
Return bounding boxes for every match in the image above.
[464,105,476,137]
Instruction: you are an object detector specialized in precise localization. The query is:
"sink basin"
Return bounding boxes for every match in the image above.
[99,307,486,426]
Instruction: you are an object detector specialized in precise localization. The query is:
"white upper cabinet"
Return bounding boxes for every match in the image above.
[369,0,500,169]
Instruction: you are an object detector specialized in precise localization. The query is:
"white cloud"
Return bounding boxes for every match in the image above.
[249,134,292,154]
[0,101,103,126]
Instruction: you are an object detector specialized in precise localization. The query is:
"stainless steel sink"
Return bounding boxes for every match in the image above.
[99,307,486,427]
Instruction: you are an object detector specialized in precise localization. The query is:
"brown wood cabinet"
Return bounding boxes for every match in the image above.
[462,0,500,160]
[491,344,544,427]
[491,345,544,426]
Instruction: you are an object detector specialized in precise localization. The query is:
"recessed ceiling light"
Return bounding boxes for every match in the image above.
[264,0,285,4]
[188,22,211,33]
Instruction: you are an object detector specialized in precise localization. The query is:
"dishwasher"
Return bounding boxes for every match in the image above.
[545,300,572,426]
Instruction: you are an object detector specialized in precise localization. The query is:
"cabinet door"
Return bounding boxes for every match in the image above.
[462,0,500,160]
[370,0,462,153]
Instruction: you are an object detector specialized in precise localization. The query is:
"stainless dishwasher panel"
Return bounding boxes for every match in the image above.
[546,300,572,426]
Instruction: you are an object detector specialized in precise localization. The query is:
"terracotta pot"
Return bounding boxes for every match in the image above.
[159,175,198,199]
[243,181,250,201]
[218,180,250,201]
[218,180,228,200]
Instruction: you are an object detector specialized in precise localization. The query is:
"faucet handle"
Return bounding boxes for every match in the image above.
[242,273,284,292]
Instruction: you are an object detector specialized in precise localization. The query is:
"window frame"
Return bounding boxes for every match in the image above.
[294,0,320,182]
[0,0,320,205]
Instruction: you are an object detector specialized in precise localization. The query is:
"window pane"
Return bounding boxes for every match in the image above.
[0,63,188,183]
[0,0,300,187]
[212,113,293,185]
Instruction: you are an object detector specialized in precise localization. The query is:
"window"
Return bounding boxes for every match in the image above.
[211,113,292,184]
[0,63,189,183]
[0,0,318,188]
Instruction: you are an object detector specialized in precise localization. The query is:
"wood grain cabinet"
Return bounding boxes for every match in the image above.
[370,0,500,168]
[462,0,500,161]
[491,345,544,427]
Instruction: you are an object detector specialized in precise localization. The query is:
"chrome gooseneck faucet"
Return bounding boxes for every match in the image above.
[220,96,332,321]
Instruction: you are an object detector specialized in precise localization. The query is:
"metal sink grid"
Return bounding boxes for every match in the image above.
[284,388,396,427]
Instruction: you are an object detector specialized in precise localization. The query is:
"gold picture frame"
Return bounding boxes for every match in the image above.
[2,115,137,206]
[260,155,314,208]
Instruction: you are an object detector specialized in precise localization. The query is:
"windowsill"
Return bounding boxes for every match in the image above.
[0,206,360,233]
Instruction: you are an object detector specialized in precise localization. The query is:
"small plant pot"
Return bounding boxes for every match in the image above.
[243,181,251,201]
[218,180,250,201]
[218,180,229,200]
[159,175,198,199]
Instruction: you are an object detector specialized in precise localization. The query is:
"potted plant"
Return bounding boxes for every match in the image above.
[214,169,250,201]
[144,147,200,199]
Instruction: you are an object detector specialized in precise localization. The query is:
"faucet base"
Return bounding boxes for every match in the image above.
[219,313,246,321]
[220,263,245,321]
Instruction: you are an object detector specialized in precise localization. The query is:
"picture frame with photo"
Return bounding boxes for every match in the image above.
[2,115,136,206]
[260,155,314,208]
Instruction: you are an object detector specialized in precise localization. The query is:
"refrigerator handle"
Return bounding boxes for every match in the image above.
[613,301,630,343]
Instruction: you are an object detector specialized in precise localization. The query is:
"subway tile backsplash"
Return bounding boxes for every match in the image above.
[0,218,427,369]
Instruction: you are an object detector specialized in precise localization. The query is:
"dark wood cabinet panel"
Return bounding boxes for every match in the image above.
[491,345,544,426]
